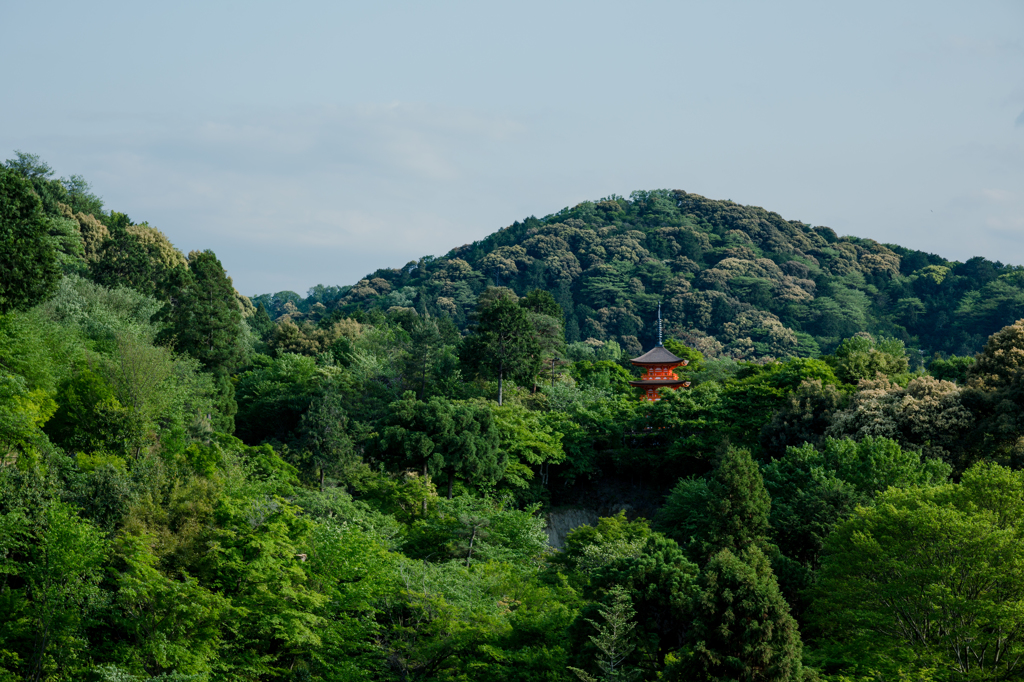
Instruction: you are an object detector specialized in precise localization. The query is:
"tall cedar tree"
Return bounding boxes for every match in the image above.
[669,546,803,682]
[298,388,356,491]
[700,446,772,560]
[159,250,245,432]
[464,289,541,405]
[665,446,803,682]
[0,168,60,313]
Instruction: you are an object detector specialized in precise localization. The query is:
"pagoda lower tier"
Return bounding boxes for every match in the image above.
[628,377,691,401]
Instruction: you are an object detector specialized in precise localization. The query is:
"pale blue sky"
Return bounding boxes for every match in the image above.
[2,1,1022,294]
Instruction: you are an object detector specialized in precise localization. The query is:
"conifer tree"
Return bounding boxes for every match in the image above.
[685,445,772,561]
[0,167,60,313]
[158,250,246,432]
[569,586,641,682]
[299,388,356,491]
[463,288,541,405]
[668,546,803,682]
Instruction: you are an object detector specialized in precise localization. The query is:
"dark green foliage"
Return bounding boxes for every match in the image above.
[585,534,699,673]
[372,392,504,497]
[0,168,60,313]
[159,250,246,376]
[668,546,803,682]
[297,387,356,490]
[233,353,321,444]
[11,158,1024,681]
[463,289,542,404]
[521,288,564,320]
[763,437,949,568]
[704,446,771,557]
[247,303,275,343]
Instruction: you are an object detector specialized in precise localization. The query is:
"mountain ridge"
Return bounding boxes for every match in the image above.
[254,189,1023,361]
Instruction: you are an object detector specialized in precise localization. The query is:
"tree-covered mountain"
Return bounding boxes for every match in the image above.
[254,189,1023,362]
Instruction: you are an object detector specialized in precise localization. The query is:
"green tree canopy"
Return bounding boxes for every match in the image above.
[373,392,504,497]
[0,167,60,313]
[810,463,1024,680]
[463,288,542,404]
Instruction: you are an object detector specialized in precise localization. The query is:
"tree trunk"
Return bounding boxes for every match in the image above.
[466,528,477,567]
[498,370,503,406]
[447,470,455,499]
[422,463,429,514]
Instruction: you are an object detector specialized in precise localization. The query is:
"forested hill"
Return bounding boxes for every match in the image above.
[255,190,1023,361]
[12,154,1024,681]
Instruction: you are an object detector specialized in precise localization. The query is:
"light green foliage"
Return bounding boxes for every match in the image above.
[826,334,909,384]
[811,463,1024,680]
[13,158,1024,680]
[556,512,652,578]
[403,495,548,566]
[1,501,107,682]
[825,375,974,466]
[568,586,640,682]
[663,338,704,372]
[105,533,227,677]
[491,402,565,491]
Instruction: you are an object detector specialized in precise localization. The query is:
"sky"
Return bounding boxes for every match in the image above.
[1,1,1022,296]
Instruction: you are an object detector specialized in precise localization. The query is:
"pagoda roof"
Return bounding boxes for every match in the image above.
[630,345,685,366]
[629,379,691,387]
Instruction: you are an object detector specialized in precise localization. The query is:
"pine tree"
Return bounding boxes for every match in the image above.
[158,250,246,433]
[569,586,641,682]
[463,289,541,405]
[160,251,245,374]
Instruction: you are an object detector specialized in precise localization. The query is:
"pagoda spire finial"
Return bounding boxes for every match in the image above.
[657,302,663,346]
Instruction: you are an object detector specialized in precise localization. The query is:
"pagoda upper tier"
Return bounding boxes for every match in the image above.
[628,345,691,401]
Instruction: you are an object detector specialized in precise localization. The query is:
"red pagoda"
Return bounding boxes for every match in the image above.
[628,305,691,401]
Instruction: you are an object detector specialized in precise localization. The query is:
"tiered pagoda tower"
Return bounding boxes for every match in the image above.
[628,305,691,402]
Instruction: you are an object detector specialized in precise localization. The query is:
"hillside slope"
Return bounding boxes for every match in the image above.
[255,190,1024,360]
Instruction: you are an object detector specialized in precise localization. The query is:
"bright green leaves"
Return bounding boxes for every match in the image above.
[0,501,106,682]
[810,463,1024,680]
[490,402,564,491]
[826,334,909,385]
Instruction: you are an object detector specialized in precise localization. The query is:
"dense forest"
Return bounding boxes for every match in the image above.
[252,188,1024,363]
[4,151,1024,682]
